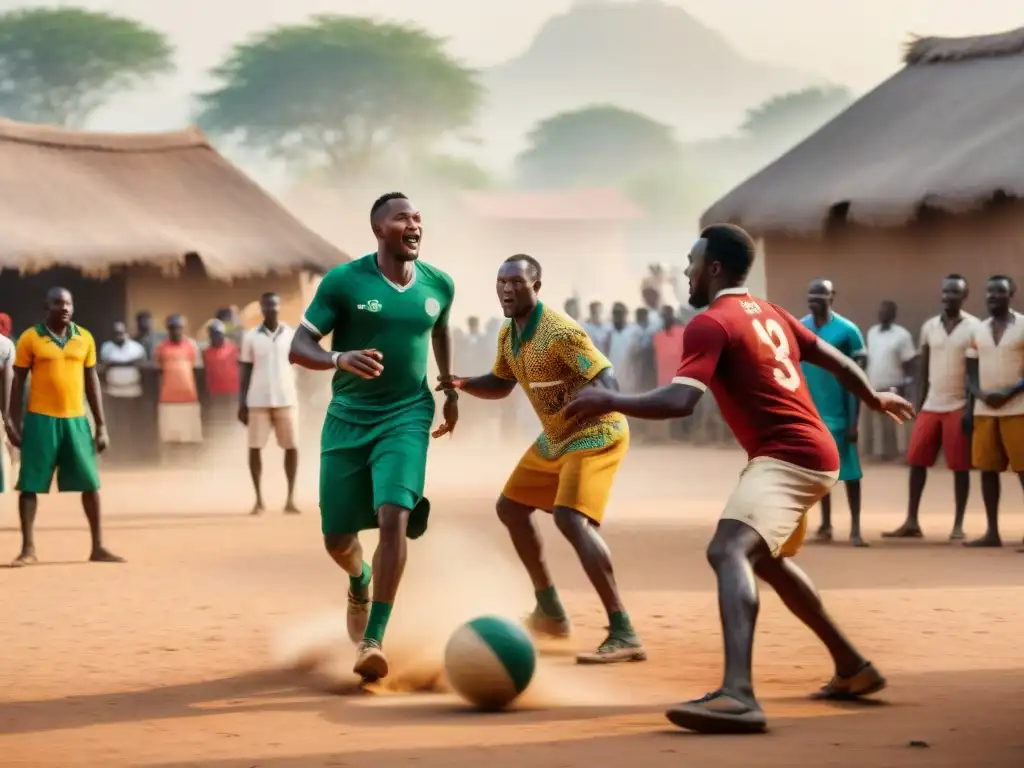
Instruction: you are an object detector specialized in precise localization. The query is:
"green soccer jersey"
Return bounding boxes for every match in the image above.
[302,253,455,422]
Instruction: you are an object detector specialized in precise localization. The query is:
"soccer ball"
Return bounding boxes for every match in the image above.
[444,615,537,710]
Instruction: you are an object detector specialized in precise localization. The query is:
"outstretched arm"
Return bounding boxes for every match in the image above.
[451,373,517,400]
[802,338,879,410]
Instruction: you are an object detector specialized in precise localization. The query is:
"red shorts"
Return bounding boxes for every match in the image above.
[906,409,971,471]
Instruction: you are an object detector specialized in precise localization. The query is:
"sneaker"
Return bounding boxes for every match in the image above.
[353,639,389,682]
[347,591,370,643]
[576,632,647,664]
[523,607,571,639]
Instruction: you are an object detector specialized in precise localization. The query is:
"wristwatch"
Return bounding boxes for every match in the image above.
[331,351,342,368]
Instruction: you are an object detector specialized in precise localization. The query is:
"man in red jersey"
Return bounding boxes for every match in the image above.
[567,224,914,735]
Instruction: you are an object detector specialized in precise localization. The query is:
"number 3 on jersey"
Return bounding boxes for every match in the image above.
[752,318,801,392]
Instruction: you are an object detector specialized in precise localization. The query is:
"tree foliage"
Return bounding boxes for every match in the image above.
[516,104,680,189]
[0,7,173,127]
[196,16,482,175]
[740,85,854,143]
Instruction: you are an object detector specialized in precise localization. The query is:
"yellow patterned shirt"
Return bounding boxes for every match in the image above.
[493,302,628,458]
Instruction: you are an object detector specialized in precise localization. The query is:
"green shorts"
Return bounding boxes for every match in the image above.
[16,412,101,493]
[319,401,433,539]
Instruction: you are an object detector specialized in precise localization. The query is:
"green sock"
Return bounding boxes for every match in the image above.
[364,601,393,645]
[535,586,567,620]
[349,561,371,599]
[609,611,633,635]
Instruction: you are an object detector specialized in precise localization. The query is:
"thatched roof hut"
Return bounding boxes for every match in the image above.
[0,120,345,334]
[700,27,1024,332]
[0,119,344,279]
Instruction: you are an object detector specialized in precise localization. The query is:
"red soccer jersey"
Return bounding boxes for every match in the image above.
[674,288,840,472]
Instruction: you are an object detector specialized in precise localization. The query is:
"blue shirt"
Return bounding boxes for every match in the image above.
[800,312,866,430]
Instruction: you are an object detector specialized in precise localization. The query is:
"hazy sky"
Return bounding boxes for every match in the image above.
[7,0,1022,131]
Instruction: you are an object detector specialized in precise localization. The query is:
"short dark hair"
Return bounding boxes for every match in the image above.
[260,291,279,302]
[945,273,966,281]
[612,302,628,313]
[700,223,756,280]
[988,274,1017,293]
[504,253,542,280]
[370,192,407,220]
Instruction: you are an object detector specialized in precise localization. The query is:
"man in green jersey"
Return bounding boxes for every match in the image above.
[289,192,458,682]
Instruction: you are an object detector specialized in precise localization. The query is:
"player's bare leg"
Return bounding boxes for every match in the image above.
[248,448,265,515]
[754,555,883,700]
[83,491,124,563]
[552,506,645,664]
[884,466,928,539]
[353,504,410,681]
[283,448,300,513]
[846,480,868,547]
[11,492,39,566]
[965,471,1002,547]
[950,470,970,540]
[324,533,370,643]
[666,520,768,734]
[496,496,571,639]
[814,494,833,542]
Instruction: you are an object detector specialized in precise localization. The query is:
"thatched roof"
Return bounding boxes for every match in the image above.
[0,120,346,279]
[700,27,1024,237]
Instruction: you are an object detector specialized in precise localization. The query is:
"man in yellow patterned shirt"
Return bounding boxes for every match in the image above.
[6,287,123,566]
[442,255,645,664]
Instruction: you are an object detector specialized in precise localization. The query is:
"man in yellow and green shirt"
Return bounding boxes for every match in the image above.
[7,287,123,566]
[443,255,645,664]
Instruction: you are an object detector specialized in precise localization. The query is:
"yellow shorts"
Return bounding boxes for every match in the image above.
[501,437,629,524]
[972,415,1024,472]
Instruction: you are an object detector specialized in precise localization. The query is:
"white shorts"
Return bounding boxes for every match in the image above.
[158,403,203,444]
[721,456,838,558]
[248,406,298,450]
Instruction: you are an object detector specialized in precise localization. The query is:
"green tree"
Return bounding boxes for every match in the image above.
[516,105,680,189]
[196,16,481,175]
[741,85,854,144]
[0,7,173,128]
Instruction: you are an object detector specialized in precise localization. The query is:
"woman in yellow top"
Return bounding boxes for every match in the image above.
[6,287,123,567]
[442,254,645,664]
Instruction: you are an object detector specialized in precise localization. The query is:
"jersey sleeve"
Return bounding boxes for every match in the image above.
[552,324,610,382]
[239,331,253,364]
[436,273,455,328]
[302,267,346,337]
[846,321,867,359]
[776,307,820,361]
[84,332,97,368]
[491,324,515,381]
[13,331,34,369]
[898,327,917,362]
[673,314,728,391]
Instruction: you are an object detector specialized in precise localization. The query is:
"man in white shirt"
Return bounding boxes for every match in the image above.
[0,330,14,492]
[885,276,978,541]
[239,292,299,515]
[864,300,917,461]
[99,322,149,464]
[964,275,1024,549]
[581,301,610,356]
[606,302,638,391]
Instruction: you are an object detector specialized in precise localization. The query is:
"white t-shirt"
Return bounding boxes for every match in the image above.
[919,313,979,413]
[0,334,14,368]
[969,311,1024,417]
[100,339,147,398]
[865,323,917,390]
[240,323,297,408]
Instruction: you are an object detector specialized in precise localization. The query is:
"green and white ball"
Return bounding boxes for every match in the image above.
[444,616,537,710]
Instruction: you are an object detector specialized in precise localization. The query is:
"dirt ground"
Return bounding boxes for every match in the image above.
[1,440,1023,767]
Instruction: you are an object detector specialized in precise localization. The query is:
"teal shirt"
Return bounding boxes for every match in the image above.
[302,254,455,423]
[799,311,866,430]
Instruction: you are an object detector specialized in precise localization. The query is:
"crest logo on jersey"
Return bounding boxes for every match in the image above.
[740,299,762,316]
[424,297,441,317]
[357,299,382,313]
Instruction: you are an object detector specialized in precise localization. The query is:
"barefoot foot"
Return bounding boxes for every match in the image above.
[10,550,37,568]
[90,547,125,563]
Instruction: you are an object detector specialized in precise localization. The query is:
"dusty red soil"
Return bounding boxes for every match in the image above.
[1,443,1022,766]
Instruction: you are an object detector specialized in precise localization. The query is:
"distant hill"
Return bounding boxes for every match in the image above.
[479,0,827,167]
